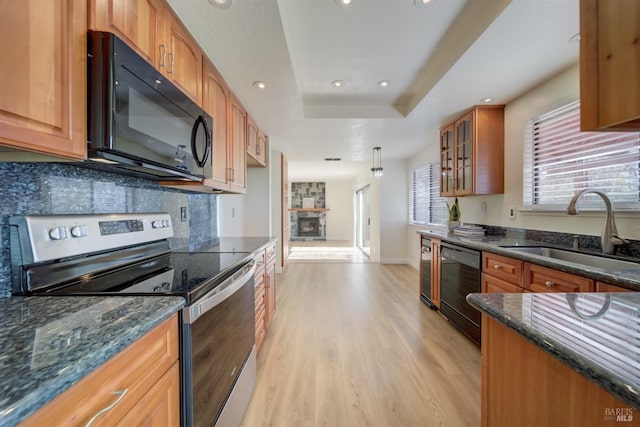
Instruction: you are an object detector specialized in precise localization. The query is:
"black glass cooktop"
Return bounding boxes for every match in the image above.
[32,252,252,305]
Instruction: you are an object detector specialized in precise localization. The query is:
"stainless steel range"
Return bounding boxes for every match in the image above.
[10,213,257,427]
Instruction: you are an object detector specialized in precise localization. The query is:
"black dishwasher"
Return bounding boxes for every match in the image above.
[439,242,482,346]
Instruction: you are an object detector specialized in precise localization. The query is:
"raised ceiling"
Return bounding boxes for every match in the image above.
[165,0,580,181]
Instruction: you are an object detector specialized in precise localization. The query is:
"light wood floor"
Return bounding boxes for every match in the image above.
[287,240,371,263]
[241,262,481,427]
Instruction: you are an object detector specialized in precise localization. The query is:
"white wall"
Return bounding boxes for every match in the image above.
[379,159,409,264]
[405,62,640,270]
[325,180,355,241]
[354,167,380,262]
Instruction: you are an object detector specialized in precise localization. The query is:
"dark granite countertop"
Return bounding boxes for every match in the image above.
[417,229,640,291]
[0,296,185,426]
[172,236,277,254]
[467,292,640,410]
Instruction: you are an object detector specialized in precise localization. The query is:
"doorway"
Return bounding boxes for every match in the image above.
[355,185,370,257]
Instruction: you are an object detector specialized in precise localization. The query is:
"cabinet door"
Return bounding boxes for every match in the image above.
[202,60,230,190]
[247,116,258,158]
[482,273,523,293]
[116,363,180,427]
[580,0,640,131]
[439,124,455,196]
[454,112,474,196]
[596,282,631,292]
[88,0,163,68]
[0,0,86,160]
[229,95,247,193]
[257,132,268,165]
[163,12,202,104]
[524,264,594,293]
[430,239,441,308]
[265,260,277,328]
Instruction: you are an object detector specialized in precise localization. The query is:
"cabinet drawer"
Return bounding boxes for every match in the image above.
[254,250,266,274]
[21,314,179,427]
[483,252,523,285]
[266,243,276,263]
[596,282,632,292]
[524,264,594,293]
[482,273,523,293]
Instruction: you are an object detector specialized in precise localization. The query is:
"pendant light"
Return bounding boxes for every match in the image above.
[371,146,384,178]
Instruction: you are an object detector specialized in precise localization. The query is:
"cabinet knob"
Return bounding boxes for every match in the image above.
[545,281,555,287]
[494,264,502,270]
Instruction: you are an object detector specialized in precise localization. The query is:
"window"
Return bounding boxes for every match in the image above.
[523,100,640,210]
[410,163,447,225]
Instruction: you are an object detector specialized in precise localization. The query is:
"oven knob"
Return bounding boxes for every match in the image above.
[152,220,162,228]
[49,227,68,240]
[162,220,170,228]
[70,225,88,238]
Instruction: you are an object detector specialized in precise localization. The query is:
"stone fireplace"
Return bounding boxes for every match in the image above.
[290,182,327,241]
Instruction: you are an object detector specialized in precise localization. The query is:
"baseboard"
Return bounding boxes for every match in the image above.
[380,258,409,265]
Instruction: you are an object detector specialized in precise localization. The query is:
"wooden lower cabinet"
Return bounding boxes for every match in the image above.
[482,273,523,293]
[597,282,633,292]
[482,316,639,427]
[20,314,179,427]
[524,263,594,293]
[254,242,277,353]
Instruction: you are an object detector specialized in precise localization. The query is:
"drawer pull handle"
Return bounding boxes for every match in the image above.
[494,264,502,270]
[85,389,128,427]
[545,281,555,287]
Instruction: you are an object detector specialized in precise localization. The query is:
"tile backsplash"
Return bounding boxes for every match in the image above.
[0,163,218,297]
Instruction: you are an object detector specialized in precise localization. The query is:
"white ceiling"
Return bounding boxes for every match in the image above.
[165,0,580,181]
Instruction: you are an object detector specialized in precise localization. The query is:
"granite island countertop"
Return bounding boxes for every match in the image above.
[467,292,640,410]
[417,229,640,291]
[0,296,185,426]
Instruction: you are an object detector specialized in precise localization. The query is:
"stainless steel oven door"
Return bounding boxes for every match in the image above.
[181,261,256,427]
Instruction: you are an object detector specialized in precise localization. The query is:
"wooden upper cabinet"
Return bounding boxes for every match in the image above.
[229,94,247,193]
[0,0,87,160]
[202,59,230,191]
[88,0,163,68]
[580,0,640,131]
[162,11,202,105]
[247,116,267,167]
[439,105,504,197]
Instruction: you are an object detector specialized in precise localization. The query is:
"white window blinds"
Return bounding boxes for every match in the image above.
[523,100,640,210]
[410,163,447,225]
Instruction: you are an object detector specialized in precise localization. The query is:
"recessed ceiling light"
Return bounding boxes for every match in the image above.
[336,0,354,6]
[414,0,432,7]
[331,80,345,88]
[253,81,266,89]
[208,0,232,8]
[480,97,493,103]
[378,80,390,88]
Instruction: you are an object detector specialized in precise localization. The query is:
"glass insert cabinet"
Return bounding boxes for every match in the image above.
[439,105,505,197]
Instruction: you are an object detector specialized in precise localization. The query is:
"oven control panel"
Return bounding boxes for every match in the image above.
[10,213,174,264]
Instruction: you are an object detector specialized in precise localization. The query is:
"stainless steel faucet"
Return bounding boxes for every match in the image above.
[566,189,628,255]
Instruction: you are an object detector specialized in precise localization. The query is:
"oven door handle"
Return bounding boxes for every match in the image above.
[183,261,256,324]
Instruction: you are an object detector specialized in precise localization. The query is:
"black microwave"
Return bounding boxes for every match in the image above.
[86,31,212,181]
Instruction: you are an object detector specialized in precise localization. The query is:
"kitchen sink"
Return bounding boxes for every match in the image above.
[500,246,640,271]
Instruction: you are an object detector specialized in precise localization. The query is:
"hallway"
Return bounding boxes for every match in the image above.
[287,240,371,263]
[241,262,481,426]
